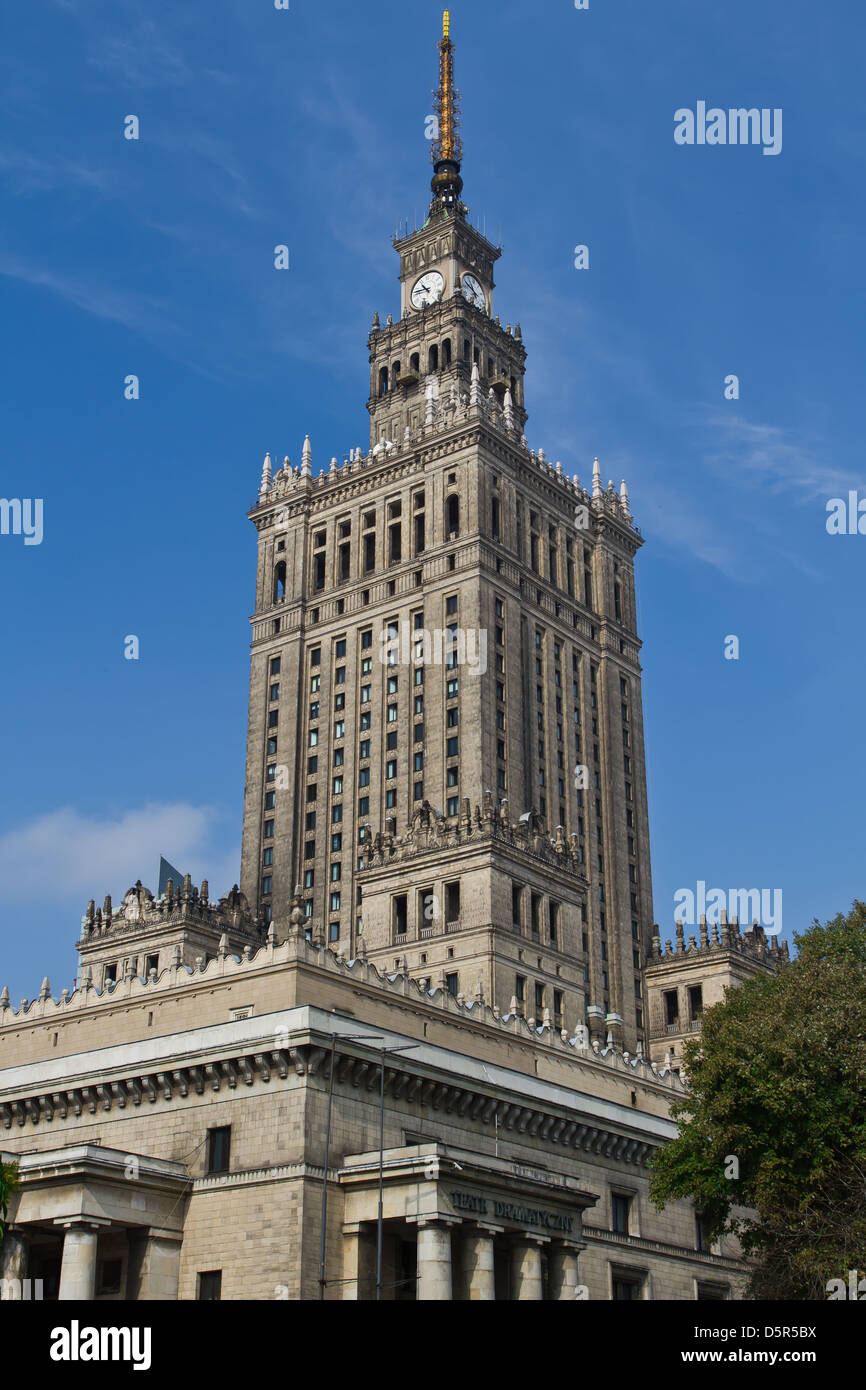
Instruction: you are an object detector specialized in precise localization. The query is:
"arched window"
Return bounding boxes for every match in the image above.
[378,366,389,396]
[446,494,460,538]
[442,338,452,368]
[273,561,287,603]
[410,351,420,374]
[392,360,401,384]
[428,344,439,373]
[464,339,471,362]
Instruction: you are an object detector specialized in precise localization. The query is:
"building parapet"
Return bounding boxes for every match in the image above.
[647,915,789,968]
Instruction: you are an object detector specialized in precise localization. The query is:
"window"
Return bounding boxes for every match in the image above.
[197,1271,222,1301]
[270,657,281,676]
[261,876,272,896]
[535,982,545,1015]
[393,894,408,936]
[331,833,342,852]
[386,788,397,808]
[358,796,369,816]
[446,736,459,757]
[512,883,523,930]
[445,972,459,996]
[334,720,345,739]
[262,848,274,867]
[360,739,370,760]
[332,804,343,823]
[446,795,459,816]
[207,1126,231,1175]
[333,776,344,795]
[689,985,703,1021]
[304,869,315,889]
[612,1276,641,1301]
[359,768,371,787]
[330,892,341,913]
[330,863,341,882]
[695,1215,710,1253]
[664,989,679,1026]
[264,819,274,838]
[387,705,398,723]
[270,683,280,701]
[445,881,460,922]
[386,759,397,779]
[611,1193,632,1235]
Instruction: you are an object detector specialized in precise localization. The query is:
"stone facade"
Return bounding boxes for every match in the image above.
[0,15,782,1303]
[1,934,744,1301]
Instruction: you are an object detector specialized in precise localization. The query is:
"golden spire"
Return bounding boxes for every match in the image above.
[430,10,465,216]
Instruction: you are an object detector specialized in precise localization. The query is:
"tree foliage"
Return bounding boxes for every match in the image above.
[0,1160,19,1250]
[649,902,866,1299]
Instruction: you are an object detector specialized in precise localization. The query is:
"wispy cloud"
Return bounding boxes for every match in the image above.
[704,413,858,500]
[0,251,173,335]
[0,803,239,906]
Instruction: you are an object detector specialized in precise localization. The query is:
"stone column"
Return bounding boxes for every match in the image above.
[417,1222,452,1301]
[137,1231,182,1301]
[342,1224,376,1301]
[57,1222,102,1301]
[511,1237,545,1300]
[0,1227,28,1297]
[548,1242,581,1300]
[463,1228,496,1301]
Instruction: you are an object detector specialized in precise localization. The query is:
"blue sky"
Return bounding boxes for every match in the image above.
[1,0,864,1001]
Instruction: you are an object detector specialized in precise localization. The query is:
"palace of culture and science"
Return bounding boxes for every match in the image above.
[0,15,784,1302]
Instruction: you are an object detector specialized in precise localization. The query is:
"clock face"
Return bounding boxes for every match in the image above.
[411,271,445,309]
[462,274,486,310]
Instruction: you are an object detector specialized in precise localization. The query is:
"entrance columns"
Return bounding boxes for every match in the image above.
[138,1230,183,1301]
[342,1223,376,1301]
[463,1226,498,1300]
[416,1221,453,1301]
[548,1241,584,1300]
[511,1237,547,1300]
[56,1219,109,1301]
[0,1227,28,1295]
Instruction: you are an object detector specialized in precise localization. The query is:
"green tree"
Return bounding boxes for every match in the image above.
[649,902,866,1299]
[0,1159,19,1251]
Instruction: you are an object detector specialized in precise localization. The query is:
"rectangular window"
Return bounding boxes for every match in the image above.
[332,804,343,823]
[197,1271,222,1301]
[386,759,397,779]
[664,989,679,1025]
[330,892,341,913]
[446,736,459,757]
[207,1126,231,1175]
[445,881,460,921]
[303,869,315,889]
[334,720,345,739]
[270,657,281,676]
[261,876,272,896]
[611,1193,631,1235]
[393,894,408,936]
[358,796,370,816]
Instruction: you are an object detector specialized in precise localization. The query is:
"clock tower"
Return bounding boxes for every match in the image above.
[243,10,655,1056]
[368,12,527,450]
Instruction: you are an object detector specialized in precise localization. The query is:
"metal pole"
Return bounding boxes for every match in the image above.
[376,1044,386,1301]
[318,1033,337,1299]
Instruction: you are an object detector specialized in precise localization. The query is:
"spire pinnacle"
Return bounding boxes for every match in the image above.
[430,11,465,217]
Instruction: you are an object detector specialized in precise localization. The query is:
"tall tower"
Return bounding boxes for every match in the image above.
[240,13,653,1052]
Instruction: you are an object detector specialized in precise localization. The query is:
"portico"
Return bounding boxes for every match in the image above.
[339,1142,595,1300]
[0,1145,189,1300]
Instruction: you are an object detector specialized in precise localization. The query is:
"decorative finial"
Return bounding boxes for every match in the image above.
[260,452,272,497]
[592,456,602,499]
[620,478,631,515]
[301,435,312,478]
